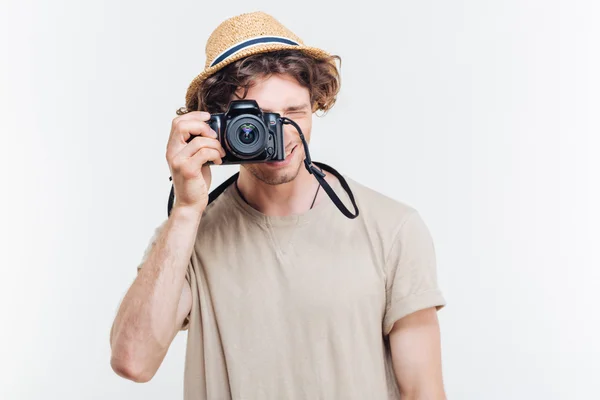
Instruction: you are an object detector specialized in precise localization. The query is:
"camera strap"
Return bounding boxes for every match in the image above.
[167,118,360,220]
[280,117,359,219]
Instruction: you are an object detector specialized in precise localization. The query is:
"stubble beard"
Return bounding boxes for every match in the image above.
[243,157,304,186]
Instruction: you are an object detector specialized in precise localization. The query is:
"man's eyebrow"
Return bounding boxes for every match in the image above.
[262,103,311,113]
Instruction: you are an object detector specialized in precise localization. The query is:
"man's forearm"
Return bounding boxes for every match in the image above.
[400,387,447,400]
[110,206,201,380]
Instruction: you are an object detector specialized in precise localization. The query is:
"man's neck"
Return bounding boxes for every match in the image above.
[236,165,325,217]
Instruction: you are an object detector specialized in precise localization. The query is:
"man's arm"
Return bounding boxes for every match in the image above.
[389,307,446,400]
[109,206,200,383]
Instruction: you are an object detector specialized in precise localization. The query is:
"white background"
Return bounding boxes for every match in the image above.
[1,0,599,399]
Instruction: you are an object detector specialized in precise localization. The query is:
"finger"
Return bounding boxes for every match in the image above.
[174,147,222,181]
[178,136,226,159]
[189,147,223,169]
[172,112,212,137]
[167,111,211,144]
[173,111,211,123]
[167,119,217,159]
[176,119,218,142]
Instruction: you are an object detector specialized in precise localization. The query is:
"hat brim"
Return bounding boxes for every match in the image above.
[185,44,333,109]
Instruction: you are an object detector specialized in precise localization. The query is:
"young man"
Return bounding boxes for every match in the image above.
[110,11,447,400]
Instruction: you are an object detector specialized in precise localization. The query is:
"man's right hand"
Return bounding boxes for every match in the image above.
[166,111,226,214]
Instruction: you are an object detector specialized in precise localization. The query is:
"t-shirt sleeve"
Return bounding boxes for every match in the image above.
[136,219,192,331]
[383,210,446,335]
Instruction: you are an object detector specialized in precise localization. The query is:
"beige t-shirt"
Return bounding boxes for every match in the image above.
[138,174,446,399]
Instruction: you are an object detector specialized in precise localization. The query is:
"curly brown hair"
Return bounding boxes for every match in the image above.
[176,50,341,116]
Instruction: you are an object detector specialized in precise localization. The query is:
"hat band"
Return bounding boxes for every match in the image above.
[210,36,300,67]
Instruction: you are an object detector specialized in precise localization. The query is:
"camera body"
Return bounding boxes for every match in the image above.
[192,100,285,165]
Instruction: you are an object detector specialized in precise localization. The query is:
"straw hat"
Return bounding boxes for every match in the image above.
[184,11,333,109]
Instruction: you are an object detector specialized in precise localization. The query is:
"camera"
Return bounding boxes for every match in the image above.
[188,100,285,164]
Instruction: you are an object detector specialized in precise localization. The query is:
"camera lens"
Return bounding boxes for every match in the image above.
[238,123,257,145]
[225,115,268,159]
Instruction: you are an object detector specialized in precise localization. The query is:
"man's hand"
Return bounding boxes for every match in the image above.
[167,111,226,213]
[389,307,446,400]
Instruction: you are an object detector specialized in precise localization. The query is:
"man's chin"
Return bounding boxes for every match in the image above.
[243,160,303,186]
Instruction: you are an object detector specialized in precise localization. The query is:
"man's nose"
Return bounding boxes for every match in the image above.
[283,123,298,140]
